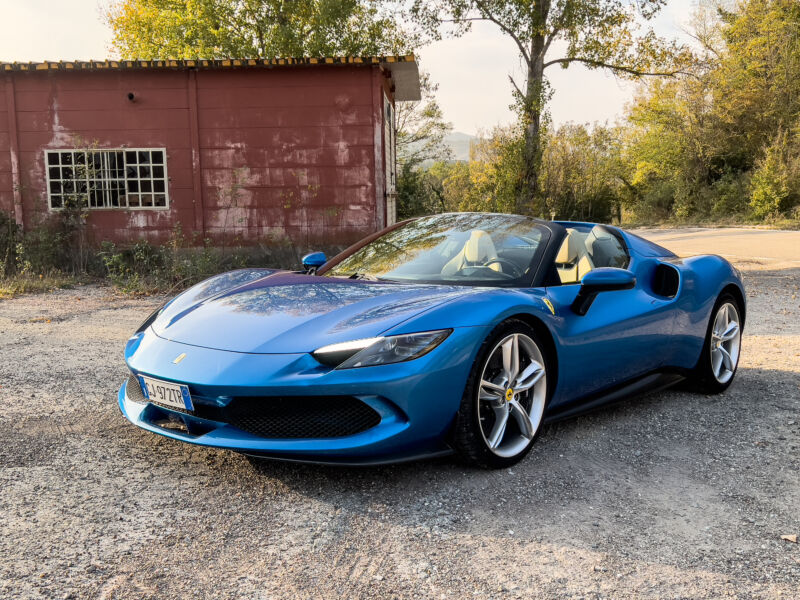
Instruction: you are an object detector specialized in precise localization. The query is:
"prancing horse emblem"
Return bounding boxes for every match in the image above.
[173,353,187,364]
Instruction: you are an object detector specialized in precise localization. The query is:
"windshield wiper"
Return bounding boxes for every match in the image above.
[347,272,379,281]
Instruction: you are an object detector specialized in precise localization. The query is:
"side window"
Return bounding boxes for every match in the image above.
[585,227,629,269]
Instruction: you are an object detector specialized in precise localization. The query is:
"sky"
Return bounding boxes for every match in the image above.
[0,0,696,135]
[419,0,697,134]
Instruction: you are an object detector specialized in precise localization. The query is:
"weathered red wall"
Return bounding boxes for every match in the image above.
[0,65,390,250]
[0,78,14,217]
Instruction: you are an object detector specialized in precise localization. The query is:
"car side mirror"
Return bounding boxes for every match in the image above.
[301,251,327,274]
[571,267,636,316]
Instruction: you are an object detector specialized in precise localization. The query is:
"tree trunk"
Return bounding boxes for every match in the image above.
[519,33,546,216]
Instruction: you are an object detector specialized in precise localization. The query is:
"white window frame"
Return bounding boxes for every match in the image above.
[384,95,397,195]
[45,148,170,211]
[383,94,397,226]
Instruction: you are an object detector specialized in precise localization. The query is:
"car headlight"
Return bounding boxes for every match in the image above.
[312,329,452,369]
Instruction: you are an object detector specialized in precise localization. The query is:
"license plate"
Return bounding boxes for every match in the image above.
[139,376,194,411]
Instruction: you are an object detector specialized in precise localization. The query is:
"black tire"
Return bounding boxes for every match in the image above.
[687,293,743,394]
[451,319,552,469]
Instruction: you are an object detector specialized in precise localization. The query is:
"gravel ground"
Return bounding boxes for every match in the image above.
[0,229,798,599]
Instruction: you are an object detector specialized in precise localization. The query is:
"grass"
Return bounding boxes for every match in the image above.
[0,274,82,300]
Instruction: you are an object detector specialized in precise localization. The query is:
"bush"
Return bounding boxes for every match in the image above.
[2,208,333,297]
[711,173,750,218]
[397,163,446,219]
[0,210,76,277]
[750,134,792,218]
[0,210,18,278]
[16,221,69,275]
[98,225,255,294]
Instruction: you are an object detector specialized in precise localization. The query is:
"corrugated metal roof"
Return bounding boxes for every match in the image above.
[0,55,421,100]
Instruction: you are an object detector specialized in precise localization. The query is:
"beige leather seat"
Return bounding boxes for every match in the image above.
[441,230,502,276]
[555,230,594,284]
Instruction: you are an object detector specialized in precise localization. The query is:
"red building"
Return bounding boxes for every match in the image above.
[0,56,419,249]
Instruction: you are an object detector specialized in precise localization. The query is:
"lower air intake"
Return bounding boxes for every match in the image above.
[224,396,381,439]
[126,374,147,403]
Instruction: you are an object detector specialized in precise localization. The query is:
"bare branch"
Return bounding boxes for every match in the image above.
[682,26,721,59]
[543,27,560,56]
[509,75,524,99]
[543,57,684,77]
[474,1,531,65]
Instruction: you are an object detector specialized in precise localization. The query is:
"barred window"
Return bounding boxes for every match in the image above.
[45,148,168,210]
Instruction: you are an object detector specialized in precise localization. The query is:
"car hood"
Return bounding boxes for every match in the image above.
[150,269,478,353]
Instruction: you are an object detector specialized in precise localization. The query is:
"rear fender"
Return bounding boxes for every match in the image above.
[662,254,745,369]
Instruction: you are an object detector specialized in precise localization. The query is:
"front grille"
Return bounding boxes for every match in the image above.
[127,373,381,439]
[224,396,381,439]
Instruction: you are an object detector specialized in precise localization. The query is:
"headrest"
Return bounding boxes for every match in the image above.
[555,231,579,264]
[464,230,497,262]
[586,226,623,267]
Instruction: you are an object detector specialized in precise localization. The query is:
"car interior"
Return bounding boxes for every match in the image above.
[435,224,629,285]
[330,217,630,287]
[554,226,629,285]
[440,230,503,276]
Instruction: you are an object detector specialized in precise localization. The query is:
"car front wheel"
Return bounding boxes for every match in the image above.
[452,320,549,469]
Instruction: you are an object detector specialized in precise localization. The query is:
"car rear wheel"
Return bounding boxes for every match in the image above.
[451,320,549,469]
[689,294,742,393]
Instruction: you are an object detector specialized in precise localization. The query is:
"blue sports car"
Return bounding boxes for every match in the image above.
[119,213,745,468]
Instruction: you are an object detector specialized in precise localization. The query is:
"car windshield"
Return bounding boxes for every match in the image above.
[323,213,549,286]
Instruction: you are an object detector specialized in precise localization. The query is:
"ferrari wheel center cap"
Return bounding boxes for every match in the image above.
[505,388,514,402]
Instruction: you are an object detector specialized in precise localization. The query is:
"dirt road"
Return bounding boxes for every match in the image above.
[0,228,798,599]
[636,227,800,265]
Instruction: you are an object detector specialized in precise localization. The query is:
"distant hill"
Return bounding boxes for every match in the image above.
[407,131,477,167]
[444,132,477,162]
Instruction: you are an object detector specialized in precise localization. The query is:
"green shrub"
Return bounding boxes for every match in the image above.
[98,225,256,294]
[711,173,750,217]
[16,221,69,275]
[749,132,797,218]
[0,210,18,278]
[3,210,311,297]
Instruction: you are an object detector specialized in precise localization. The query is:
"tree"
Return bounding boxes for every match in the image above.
[410,0,688,214]
[396,163,447,218]
[463,126,525,212]
[623,74,713,219]
[396,72,453,169]
[619,0,800,222]
[395,71,453,218]
[106,0,415,58]
[541,123,625,222]
[750,129,798,218]
[711,0,800,166]
[412,127,524,214]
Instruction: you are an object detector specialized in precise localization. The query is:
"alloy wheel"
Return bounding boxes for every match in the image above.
[477,333,547,458]
[710,302,741,384]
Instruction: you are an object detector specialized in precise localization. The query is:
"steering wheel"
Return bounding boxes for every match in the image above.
[479,258,523,278]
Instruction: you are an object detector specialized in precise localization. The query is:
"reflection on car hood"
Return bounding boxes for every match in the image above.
[151,269,479,353]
